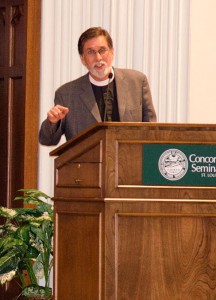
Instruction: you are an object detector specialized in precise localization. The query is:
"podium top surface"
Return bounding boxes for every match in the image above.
[50,122,216,157]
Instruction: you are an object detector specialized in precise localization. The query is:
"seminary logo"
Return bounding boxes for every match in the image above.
[158,149,188,181]
[142,144,216,186]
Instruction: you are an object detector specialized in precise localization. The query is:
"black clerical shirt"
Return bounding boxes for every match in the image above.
[91,80,120,121]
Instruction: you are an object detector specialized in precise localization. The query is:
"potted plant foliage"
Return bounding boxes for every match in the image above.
[0,189,53,299]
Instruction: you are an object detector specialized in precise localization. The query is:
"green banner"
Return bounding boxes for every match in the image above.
[142,144,216,186]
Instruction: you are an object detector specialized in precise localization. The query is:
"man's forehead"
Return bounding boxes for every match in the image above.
[83,36,109,49]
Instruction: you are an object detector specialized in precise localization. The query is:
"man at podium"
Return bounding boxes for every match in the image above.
[39,27,157,146]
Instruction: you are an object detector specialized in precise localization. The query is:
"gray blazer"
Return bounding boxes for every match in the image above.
[39,68,157,145]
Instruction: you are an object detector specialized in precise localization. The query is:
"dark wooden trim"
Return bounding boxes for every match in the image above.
[24,0,41,189]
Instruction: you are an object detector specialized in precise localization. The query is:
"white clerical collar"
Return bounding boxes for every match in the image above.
[89,68,114,86]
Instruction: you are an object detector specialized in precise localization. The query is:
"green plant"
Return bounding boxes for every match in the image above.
[0,189,53,299]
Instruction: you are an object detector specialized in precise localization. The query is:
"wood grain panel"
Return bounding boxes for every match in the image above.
[55,201,104,300]
[116,215,216,299]
[105,201,216,300]
[117,143,142,185]
[57,162,101,187]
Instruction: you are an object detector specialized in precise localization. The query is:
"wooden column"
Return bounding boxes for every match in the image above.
[0,1,41,299]
[0,0,40,207]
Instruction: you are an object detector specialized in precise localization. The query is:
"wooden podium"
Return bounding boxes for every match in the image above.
[50,123,216,300]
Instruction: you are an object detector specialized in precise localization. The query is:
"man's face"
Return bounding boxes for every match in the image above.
[80,35,114,81]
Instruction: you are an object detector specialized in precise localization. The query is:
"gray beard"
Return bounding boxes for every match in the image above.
[90,65,111,79]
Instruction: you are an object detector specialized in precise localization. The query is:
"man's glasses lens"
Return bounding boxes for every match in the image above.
[86,48,109,57]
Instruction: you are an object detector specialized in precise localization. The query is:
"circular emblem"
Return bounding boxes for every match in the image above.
[158,149,188,181]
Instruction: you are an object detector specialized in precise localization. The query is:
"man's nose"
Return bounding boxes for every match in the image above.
[95,51,103,59]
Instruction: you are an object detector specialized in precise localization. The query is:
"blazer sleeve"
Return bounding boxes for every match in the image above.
[38,119,63,146]
[39,90,66,146]
[142,74,157,122]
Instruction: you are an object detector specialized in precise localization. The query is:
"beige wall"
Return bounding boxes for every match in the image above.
[189,0,216,123]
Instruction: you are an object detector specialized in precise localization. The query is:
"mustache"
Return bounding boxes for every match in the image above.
[93,61,107,67]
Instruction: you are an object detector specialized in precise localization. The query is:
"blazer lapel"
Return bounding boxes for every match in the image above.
[79,74,102,122]
[79,70,129,122]
[114,69,128,121]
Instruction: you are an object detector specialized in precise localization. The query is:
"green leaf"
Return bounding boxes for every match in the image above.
[0,207,18,219]
[30,226,45,242]
[25,245,40,259]
[16,224,31,243]
[16,207,41,217]
[36,203,53,216]
[0,236,24,253]
[0,246,26,274]
[16,189,50,199]
[14,189,53,217]
[0,222,18,236]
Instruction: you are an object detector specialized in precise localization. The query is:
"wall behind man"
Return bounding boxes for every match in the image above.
[189,0,216,123]
[38,0,215,196]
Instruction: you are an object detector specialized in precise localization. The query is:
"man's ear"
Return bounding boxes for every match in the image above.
[110,48,114,60]
[80,55,86,66]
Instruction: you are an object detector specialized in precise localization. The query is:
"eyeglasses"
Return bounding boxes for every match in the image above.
[84,48,109,57]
